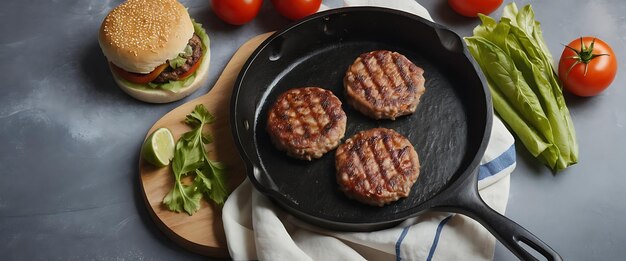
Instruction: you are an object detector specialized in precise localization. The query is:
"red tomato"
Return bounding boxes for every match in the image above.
[558,37,617,97]
[271,0,321,21]
[211,0,263,25]
[111,63,168,84]
[448,0,503,17]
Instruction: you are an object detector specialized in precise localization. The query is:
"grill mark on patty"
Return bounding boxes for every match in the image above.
[349,141,366,180]
[354,57,374,105]
[393,54,415,94]
[318,96,334,135]
[386,53,416,109]
[369,136,388,194]
[307,96,326,136]
[289,94,309,142]
[379,134,398,191]
[362,137,381,194]
[386,54,411,105]
[373,51,397,96]
[377,52,403,93]
[289,94,311,138]
[360,53,386,106]
[374,133,405,193]
[381,134,404,181]
[354,59,377,105]
[398,146,411,176]
[352,139,371,191]
[354,74,373,104]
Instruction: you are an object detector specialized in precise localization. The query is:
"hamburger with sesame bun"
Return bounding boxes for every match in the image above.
[98,0,210,103]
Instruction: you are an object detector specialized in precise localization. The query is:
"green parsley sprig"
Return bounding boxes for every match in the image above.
[163,104,229,215]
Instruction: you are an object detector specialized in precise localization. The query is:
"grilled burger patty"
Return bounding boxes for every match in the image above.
[344,50,426,120]
[267,87,347,160]
[153,34,203,83]
[335,128,420,206]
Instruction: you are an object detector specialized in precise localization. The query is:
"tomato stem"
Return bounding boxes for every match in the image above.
[564,37,610,78]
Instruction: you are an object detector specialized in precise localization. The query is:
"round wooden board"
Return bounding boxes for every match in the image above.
[139,32,272,257]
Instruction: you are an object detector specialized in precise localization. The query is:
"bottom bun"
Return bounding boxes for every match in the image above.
[110,49,210,103]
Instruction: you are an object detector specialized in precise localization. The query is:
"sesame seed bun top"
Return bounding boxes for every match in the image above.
[98,0,194,73]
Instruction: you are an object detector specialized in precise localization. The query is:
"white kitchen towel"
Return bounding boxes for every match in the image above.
[223,1,516,260]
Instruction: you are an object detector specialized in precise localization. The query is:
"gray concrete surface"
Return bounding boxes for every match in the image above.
[1,0,624,260]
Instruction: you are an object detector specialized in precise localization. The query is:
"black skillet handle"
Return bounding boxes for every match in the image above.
[433,171,563,261]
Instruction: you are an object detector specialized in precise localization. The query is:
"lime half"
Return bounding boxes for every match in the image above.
[141,127,175,167]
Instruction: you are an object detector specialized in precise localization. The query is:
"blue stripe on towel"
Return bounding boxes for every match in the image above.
[478,144,516,181]
[426,215,454,261]
[395,144,515,260]
[395,226,411,261]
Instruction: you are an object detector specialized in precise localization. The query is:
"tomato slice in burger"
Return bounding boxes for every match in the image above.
[178,52,204,80]
[110,63,168,84]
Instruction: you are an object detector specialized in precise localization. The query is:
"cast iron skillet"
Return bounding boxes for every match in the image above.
[231,7,562,261]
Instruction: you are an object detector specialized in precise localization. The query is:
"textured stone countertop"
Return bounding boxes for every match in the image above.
[1,0,624,260]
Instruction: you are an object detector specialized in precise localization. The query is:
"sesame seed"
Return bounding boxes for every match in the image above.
[102,0,184,51]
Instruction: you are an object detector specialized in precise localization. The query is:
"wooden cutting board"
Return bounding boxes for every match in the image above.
[139,32,272,257]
